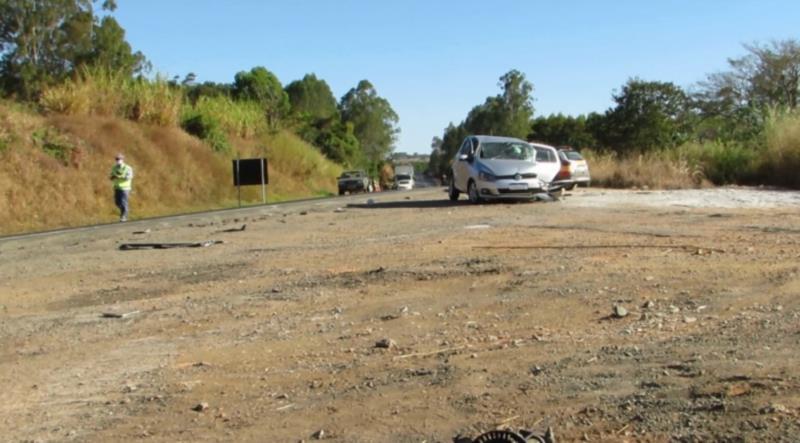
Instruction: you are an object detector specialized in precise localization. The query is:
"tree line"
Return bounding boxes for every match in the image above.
[0,0,400,174]
[429,39,800,179]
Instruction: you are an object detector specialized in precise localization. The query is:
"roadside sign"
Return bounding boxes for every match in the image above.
[232,157,268,207]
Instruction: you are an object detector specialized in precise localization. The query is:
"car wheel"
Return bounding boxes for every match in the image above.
[448,177,460,201]
[566,183,576,191]
[467,180,481,204]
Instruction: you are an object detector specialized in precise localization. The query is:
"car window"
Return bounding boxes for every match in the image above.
[396,174,411,180]
[564,151,584,160]
[458,139,471,156]
[535,148,556,162]
[480,142,534,160]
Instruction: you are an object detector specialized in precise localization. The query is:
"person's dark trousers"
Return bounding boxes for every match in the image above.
[114,189,130,221]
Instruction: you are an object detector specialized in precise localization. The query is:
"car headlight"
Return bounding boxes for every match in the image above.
[478,171,496,182]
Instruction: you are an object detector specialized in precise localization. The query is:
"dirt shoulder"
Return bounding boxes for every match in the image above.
[1,187,799,442]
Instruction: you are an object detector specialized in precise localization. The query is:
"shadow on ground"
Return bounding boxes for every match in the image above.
[347,199,466,209]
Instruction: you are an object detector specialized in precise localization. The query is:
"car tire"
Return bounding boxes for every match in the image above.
[467,180,481,204]
[448,177,460,201]
[566,183,576,191]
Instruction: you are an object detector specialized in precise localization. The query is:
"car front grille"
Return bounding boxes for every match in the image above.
[496,173,537,180]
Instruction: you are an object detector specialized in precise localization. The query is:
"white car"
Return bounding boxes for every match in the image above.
[394,173,415,190]
[448,135,548,203]
[530,143,574,191]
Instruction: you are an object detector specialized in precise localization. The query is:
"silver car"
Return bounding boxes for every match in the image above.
[448,135,548,203]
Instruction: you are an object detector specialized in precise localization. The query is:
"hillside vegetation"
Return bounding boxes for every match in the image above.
[0,2,400,235]
[0,99,341,235]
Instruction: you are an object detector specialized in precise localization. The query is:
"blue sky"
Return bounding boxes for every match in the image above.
[114,1,800,154]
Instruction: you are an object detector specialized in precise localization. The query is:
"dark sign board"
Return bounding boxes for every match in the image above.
[232,158,268,186]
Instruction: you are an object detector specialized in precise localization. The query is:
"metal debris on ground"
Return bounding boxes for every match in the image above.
[101,310,140,319]
[217,224,246,233]
[471,427,556,443]
[118,240,223,250]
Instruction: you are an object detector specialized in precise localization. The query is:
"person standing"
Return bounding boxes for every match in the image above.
[109,153,134,222]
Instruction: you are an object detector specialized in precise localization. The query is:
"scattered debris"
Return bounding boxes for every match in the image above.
[192,402,209,412]
[394,345,467,360]
[375,338,396,349]
[132,229,151,235]
[101,310,140,319]
[334,207,345,213]
[312,429,325,439]
[613,305,629,318]
[217,224,246,233]
[472,427,556,443]
[119,240,223,250]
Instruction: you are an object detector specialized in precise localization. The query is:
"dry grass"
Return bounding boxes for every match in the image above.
[40,67,181,126]
[0,102,342,234]
[761,111,800,188]
[584,150,707,189]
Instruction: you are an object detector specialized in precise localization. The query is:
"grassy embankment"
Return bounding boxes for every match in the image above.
[586,111,800,189]
[0,69,341,235]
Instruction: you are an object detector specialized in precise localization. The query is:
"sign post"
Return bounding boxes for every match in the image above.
[232,157,269,207]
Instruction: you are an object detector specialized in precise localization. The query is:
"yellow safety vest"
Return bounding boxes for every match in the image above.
[111,163,133,191]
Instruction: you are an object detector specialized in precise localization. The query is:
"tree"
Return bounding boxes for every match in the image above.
[428,122,468,178]
[233,66,289,130]
[0,0,133,98]
[285,73,338,120]
[76,15,147,76]
[529,113,598,148]
[464,69,535,138]
[339,79,399,171]
[694,39,800,142]
[598,78,692,153]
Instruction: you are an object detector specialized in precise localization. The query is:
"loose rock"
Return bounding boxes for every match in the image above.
[375,338,396,349]
[613,305,629,318]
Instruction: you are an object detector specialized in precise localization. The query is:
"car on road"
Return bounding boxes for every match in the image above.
[393,165,415,190]
[338,170,373,195]
[448,135,548,203]
[557,147,591,189]
[394,173,415,190]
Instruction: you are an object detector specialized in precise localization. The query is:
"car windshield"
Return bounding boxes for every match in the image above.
[396,174,411,180]
[340,171,361,178]
[479,142,534,160]
[564,151,584,160]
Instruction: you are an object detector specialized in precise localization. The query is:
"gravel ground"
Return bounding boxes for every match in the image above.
[1,186,799,442]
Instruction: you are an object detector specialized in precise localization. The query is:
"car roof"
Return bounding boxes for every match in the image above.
[528,142,557,151]
[472,135,528,144]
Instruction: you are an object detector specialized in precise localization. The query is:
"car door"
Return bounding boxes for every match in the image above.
[452,138,474,191]
[533,145,560,183]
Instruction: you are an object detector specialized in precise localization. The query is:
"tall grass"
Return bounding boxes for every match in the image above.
[586,110,800,189]
[761,111,800,188]
[182,96,266,138]
[583,150,705,189]
[0,100,343,234]
[40,66,181,126]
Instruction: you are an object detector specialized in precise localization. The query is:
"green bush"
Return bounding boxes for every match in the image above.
[678,141,759,185]
[181,113,230,153]
[184,96,266,138]
[31,127,77,165]
[761,111,800,188]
